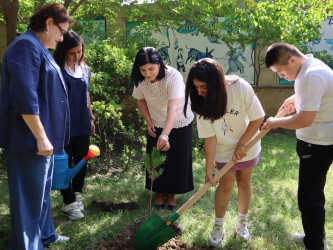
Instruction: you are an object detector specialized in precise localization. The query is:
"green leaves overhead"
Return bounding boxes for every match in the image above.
[123,0,332,51]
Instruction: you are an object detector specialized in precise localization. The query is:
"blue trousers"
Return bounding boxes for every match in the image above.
[297,139,333,250]
[5,150,58,250]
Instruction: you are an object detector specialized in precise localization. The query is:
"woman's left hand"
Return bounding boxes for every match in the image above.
[232,144,247,163]
[91,120,95,135]
[157,134,170,151]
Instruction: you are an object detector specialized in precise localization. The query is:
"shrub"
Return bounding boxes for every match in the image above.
[85,40,146,171]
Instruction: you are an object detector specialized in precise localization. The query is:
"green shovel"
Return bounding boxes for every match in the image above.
[134,107,289,250]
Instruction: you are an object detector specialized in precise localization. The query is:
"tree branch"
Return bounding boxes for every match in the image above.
[64,0,71,9]
[69,0,86,16]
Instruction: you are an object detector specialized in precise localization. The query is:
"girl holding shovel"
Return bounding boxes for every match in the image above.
[184,58,265,247]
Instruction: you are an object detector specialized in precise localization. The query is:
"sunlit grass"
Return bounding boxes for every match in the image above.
[0,133,332,249]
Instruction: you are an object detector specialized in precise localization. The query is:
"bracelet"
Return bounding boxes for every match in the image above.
[90,115,95,121]
[237,144,245,147]
[162,134,169,140]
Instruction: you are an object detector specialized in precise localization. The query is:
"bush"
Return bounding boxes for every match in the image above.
[85,35,204,171]
[85,40,146,171]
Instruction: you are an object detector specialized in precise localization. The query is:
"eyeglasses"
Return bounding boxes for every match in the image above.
[55,23,67,36]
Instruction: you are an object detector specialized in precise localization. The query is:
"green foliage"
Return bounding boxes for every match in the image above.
[125,23,161,50]
[144,147,166,182]
[85,39,147,170]
[86,39,133,102]
[0,149,4,169]
[144,147,166,216]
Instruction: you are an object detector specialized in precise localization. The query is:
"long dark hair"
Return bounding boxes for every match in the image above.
[130,47,167,87]
[28,4,75,32]
[53,30,85,71]
[184,58,227,120]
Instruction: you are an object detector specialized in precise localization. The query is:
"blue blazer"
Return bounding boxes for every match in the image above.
[0,30,70,154]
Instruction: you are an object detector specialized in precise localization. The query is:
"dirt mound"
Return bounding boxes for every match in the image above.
[92,200,139,211]
[97,220,191,250]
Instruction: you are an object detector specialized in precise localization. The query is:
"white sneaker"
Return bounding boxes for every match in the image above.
[236,216,252,241]
[62,202,84,220]
[207,223,226,247]
[75,192,84,211]
[54,235,70,244]
[292,233,329,250]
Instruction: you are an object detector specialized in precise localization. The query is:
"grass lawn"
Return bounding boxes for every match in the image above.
[1,133,333,249]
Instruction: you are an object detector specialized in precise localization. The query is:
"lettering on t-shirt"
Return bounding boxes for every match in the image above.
[210,107,239,135]
[226,108,239,116]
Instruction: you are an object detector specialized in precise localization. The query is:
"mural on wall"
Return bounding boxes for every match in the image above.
[128,16,333,85]
[306,16,333,61]
[127,18,254,84]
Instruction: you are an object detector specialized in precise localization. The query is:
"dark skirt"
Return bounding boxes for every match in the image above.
[145,122,194,194]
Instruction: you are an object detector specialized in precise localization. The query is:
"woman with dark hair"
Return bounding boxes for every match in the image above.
[0,4,74,249]
[184,58,265,248]
[54,30,95,220]
[131,47,194,209]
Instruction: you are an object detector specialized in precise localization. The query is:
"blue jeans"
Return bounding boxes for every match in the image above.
[297,139,333,250]
[5,150,58,250]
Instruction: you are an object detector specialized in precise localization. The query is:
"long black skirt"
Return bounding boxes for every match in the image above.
[145,122,194,194]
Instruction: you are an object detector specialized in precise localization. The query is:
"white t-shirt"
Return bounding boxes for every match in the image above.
[132,65,194,128]
[295,55,333,145]
[197,76,265,162]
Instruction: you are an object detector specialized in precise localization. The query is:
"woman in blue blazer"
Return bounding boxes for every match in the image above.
[0,4,74,249]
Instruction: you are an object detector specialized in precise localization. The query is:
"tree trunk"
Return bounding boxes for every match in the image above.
[0,0,19,46]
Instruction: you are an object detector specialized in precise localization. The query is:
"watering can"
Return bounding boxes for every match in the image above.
[52,145,100,190]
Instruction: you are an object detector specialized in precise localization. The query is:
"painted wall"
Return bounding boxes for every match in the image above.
[127,16,333,116]
[128,18,254,84]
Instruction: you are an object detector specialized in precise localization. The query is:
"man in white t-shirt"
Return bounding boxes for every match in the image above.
[263,42,333,250]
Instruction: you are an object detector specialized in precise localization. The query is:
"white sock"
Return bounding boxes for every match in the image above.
[238,212,247,219]
[215,217,224,224]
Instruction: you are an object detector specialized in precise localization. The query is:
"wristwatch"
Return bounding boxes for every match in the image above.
[90,115,96,121]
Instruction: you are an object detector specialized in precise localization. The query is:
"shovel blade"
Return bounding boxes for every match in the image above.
[134,213,176,250]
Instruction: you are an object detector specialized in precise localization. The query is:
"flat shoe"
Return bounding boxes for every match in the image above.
[168,204,177,210]
[154,203,165,209]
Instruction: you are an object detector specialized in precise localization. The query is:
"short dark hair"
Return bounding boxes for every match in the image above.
[28,4,75,32]
[184,58,227,120]
[265,42,302,68]
[53,30,85,71]
[130,47,167,87]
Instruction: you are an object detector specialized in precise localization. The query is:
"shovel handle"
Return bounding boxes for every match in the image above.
[176,106,290,216]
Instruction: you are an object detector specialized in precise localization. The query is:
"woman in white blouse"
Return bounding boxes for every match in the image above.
[131,47,194,210]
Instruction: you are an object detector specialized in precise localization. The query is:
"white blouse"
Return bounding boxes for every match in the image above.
[132,66,194,128]
[65,62,83,78]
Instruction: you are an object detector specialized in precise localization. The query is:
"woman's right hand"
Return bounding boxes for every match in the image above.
[147,122,156,137]
[205,171,216,186]
[36,137,53,156]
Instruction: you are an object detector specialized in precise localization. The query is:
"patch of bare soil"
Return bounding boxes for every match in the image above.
[92,200,139,211]
[97,220,209,250]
